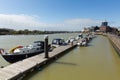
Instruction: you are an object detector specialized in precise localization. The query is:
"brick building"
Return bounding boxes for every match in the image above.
[100,21,111,32]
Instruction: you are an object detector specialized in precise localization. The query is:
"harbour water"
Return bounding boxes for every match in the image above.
[0,33,78,67]
[23,35,120,80]
[0,34,120,80]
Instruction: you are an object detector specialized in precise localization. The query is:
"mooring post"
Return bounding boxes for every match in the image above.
[44,35,49,58]
[71,40,73,46]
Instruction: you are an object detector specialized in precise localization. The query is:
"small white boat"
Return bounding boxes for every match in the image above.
[77,38,87,46]
[52,38,67,47]
[76,33,83,40]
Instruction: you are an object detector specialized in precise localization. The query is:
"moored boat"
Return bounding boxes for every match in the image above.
[0,41,51,63]
[52,38,68,47]
[77,38,87,46]
[76,33,83,40]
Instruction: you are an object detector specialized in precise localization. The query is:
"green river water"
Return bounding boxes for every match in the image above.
[0,34,120,80]
[24,35,120,80]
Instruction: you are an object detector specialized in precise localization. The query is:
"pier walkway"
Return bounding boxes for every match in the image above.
[0,42,76,80]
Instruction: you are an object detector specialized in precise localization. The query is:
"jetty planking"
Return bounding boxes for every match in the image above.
[0,42,77,80]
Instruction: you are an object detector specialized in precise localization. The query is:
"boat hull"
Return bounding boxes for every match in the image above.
[2,50,44,63]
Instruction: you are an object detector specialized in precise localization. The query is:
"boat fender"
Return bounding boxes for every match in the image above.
[0,48,4,54]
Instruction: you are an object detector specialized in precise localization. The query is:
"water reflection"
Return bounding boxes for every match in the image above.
[55,61,77,66]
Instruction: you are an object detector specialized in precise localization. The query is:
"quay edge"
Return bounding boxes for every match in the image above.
[97,33,120,56]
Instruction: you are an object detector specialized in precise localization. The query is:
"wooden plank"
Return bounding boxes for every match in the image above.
[0,70,14,79]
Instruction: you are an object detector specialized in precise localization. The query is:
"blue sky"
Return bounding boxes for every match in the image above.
[0,0,119,31]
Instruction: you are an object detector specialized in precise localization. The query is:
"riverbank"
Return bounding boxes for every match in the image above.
[0,28,79,35]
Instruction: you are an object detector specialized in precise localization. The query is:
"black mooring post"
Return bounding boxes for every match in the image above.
[44,35,49,58]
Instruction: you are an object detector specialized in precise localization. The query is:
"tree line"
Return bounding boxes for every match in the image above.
[0,28,78,35]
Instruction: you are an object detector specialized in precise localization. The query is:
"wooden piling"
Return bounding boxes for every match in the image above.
[44,35,49,58]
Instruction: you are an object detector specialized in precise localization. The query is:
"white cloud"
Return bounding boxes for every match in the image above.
[0,14,47,30]
[0,14,102,31]
[64,18,101,26]
[49,18,102,31]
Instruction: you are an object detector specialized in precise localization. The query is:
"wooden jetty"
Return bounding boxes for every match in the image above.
[0,42,77,80]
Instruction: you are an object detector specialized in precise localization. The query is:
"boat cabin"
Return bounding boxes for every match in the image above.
[33,41,44,49]
[78,34,83,38]
[76,33,83,40]
[52,38,66,45]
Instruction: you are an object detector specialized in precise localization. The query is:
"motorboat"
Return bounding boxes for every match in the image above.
[76,33,83,40]
[0,41,51,63]
[66,36,76,44]
[52,38,67,47]
[77,38,87,46]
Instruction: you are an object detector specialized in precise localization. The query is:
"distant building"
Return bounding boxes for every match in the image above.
[84,27,94,32]
[100,21,111,32]
[118,27,120,31]
[101,22,108,26]
[84,27,90,32]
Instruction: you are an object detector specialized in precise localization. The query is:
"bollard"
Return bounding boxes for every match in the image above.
[44,35,49,58]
